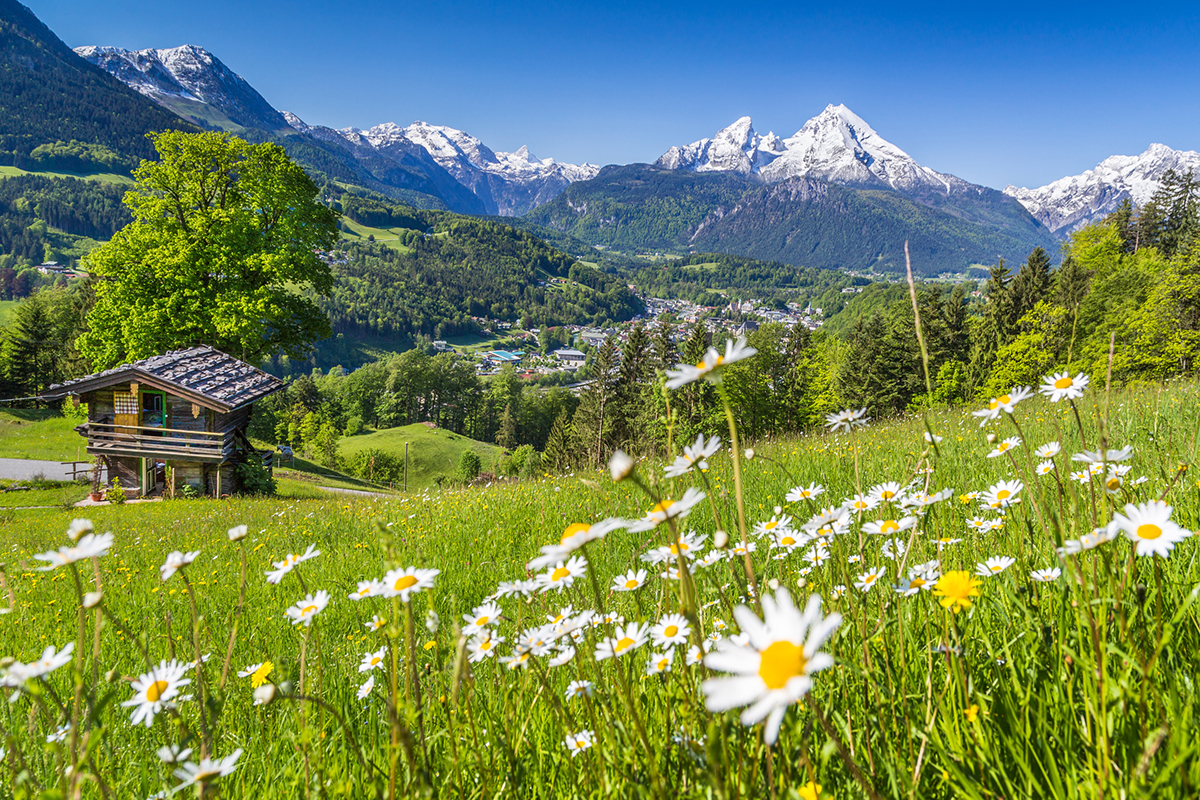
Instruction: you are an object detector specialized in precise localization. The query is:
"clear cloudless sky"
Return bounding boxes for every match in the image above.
[30,0,1200,189]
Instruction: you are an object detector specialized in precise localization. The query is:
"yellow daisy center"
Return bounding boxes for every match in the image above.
[146,680,170,702]
[551,567,571,582]
[989,565,1002,572]
[758,641,807,690]
[394,575,418,591]
[996,490,1011,500]
[881,490,895,499]
[765,520,779,530]
[657,658,669,670]
[663,625,679,638]
[624,579,639,589]
[301,605,317,615]
[614,636,636,654]
[781,536,795,546]
[910,578,926,589]
[1136,523,1162,540]
[1106,478,1121,490]
[562,523,590,543]
[476,615,490,626]
[1053,376,1073,390]
[650,500,675,516]
[370,656,382,665]
[480,640,493,651]
[881,520,899,533]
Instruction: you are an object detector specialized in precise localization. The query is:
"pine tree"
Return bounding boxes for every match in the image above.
[611,323,653,451]
[1103,198,1137,252]
[943,283,971,364]
[652,318,677,370]
[570,337,619,468]
[495,402,518,450]
[1,293,62,397]
[542,408,573,472]
[1054,255,1092,312]
[1010,247,1053,322]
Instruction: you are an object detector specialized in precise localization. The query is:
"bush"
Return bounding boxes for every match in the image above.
[236,459,277,496]
[104,477,126,504]
[457,450,481,484]
[345,448,403,484]
[344,415,364,437]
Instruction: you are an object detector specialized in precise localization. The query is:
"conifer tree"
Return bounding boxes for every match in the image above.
[1010,247,1053,322]
[1054,255,1092,313]
[495,402,518,450]
[944,283,971,364]
[570,337,619,467]
[1,292,64,397]
[542,408,573,472]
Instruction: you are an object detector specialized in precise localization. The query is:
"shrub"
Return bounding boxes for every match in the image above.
[236,459,277,496]
[457,450,481,484]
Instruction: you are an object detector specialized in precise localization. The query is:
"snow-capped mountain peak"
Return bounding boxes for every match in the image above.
[75,44,287,131]
[656,115,785,174]
[1004,144,1200,234]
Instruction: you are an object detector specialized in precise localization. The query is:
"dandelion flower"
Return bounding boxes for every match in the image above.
[701,589,841,744]
[1040,371,1089,402]
[932,571,981,613]
[381,567,440,601]
[159,550,199,582]
[285,591,330,627]
[1109,500,1192,558]
[123,660,191,727]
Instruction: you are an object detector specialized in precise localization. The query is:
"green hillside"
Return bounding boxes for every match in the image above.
[339,422,501,489]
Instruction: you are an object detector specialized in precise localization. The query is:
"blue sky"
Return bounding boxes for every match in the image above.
[33,0,1200,189]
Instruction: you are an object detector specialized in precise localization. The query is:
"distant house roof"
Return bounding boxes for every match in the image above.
[554,348,586,359]
[40,346,283,413]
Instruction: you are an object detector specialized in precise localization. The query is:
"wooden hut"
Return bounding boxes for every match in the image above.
[40,346,282,498]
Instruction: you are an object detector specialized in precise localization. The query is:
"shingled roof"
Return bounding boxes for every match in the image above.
[41,346,283,413]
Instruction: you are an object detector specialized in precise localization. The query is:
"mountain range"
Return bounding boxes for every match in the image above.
[3,0,1197,275]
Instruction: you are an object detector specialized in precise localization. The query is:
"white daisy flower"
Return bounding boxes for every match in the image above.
[786,483,825,503]
[66,518,94,541]
[285,591,330,627]
[159,550,199,582]
[1039,371,1089,402]
[1109,500,1192,558]
[609,450,635,482]
[701,588,841,744]
[825,408,870,433]
[565,680,594,700]
[646,649,675,675]
[122,660,191,727]
[665,434,722,478]
[357,675,375,699]
[1029,568,1061,582]
[564,730,595,757]
[381,567,440,601]
[1036,461,1055,476]
[975,556,1016,577]
[537,556,587,592]
[868,481,906,504]
[665,337,757,389]
[527,518,627,570]
[171,749,243,791]
[348,580,382,601]
[1034,442,1061,459]
[358,647,387,673]
[651,613,691,648]
[462,602,502,636]
[981,479,1023,509]
[595,621,650,661]
[612,568,648,592]
[628,488,707,532]
[987,437,1022,459]
[854,567,887,592]
[264,543,320,585]
[1071,446,1134,464]
[34,532,114,570]
[845,494,879,513]
[971,386,1034,426]
[862,516,917,536]
[467,635,504,663]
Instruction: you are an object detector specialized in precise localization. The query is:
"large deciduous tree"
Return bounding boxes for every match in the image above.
[77,131,339,369]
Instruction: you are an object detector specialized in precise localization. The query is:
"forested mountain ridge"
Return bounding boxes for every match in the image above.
[525,164,1058,275]
[0,0,194,172]
[315,203,643,346]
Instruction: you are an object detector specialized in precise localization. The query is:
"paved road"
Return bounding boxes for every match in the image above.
[0,458,80,482]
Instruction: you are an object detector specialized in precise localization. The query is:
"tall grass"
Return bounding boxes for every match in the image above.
[0,377,1197,798]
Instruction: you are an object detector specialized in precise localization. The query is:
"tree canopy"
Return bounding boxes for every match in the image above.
[77,131,339,369]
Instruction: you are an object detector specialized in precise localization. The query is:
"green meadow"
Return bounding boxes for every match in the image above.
[0,380,1197,798]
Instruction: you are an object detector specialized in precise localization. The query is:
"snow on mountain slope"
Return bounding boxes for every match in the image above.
[656,116,786,174]
[336,120,600,216]
[657,104,969,196]
[75,44,287,131]
[1003,144,1200,234]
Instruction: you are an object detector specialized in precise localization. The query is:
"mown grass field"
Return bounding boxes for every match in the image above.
[339,422,502,489]
[0,380,1198,798]
[0,165,134,185]
[0,408,90,462]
